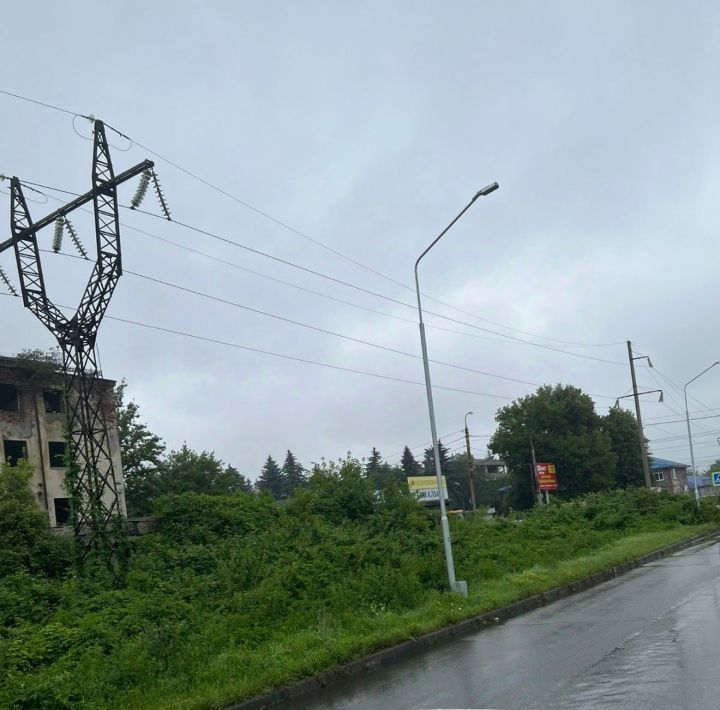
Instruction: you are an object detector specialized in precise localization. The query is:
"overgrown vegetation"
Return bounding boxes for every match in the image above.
[1,456,718,710]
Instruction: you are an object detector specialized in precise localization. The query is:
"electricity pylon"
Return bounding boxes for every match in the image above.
[1,121,153,566]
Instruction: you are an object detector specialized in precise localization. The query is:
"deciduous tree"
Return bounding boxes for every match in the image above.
[601,408,646,488]
[157,445,246,497]
[113,382,166,516]
[489,384,617,508]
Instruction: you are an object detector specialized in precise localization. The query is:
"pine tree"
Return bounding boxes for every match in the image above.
[365,447,383,483]
[400,446,419,477]
[229,467,254,494]
[422,440,451,476]
[282,450,306,494]
[422,440,462,507]
[256,455,287,500]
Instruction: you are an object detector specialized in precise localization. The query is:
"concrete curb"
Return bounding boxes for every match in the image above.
[227,530,719,710]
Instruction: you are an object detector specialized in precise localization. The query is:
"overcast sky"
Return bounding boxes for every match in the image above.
[2,1,719,479]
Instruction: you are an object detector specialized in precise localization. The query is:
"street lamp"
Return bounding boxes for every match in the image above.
[415,182,499,597]
[684,362,720,508]
[464,411,477,512]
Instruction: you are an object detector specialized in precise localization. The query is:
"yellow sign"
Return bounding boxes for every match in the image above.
[406,476,448,503]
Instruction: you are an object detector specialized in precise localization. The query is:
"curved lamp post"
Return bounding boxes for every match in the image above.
[685,362,720,507]
[414,182,499,596]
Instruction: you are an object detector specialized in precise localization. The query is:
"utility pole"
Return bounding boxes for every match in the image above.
[627,341,652,488]
[529,436,542,506]
[464,411,477,512]
[1,121,154,571]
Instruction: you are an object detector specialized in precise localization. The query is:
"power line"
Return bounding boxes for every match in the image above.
[645,414,720,426]
[653,366,720,418]
[0,88,87,118]
[386,430,464,461]
[114,219,628,367]
[0,180,630,368]
[16,183,622,353]
[132,209,631,366]
[100,313,518,400]
[45,248,595,393]
[0,88,625,350]
[119,268,547,390]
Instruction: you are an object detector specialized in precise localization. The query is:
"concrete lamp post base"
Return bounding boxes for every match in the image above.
[451,580,468,596]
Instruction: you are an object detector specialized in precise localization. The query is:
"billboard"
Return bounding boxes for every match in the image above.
[407,476,449,504]
[535,463,558,491]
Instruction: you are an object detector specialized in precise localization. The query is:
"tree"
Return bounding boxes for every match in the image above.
[365,447,383,480]
[601,408,646,488]
[0,459,71,578]
[705,459,720,475]
[13,348,63,386]
[157,445,246,497]
[256,455,286,500]
[422,440,451,477]
[234,470,254,493]
[304,455,377,523]
[282,450,307,494]
[489,384,617,509]
[400,446,420,477]
[365,447,402,488]
[421,440,465,508]
[113,382,166,516]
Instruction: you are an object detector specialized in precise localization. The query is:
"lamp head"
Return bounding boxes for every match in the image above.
[474,182,499,199]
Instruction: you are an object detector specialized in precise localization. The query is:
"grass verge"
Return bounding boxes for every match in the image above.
[133,524,716,710]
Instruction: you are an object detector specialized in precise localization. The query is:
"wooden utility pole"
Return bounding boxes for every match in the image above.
[464,422,477,511]
[530,436,543,506]
[627,341,653,488]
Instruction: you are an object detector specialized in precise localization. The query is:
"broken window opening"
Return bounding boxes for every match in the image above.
[54,498,71,526]
[0,383,19,412]
[3,439,28,466]
[48,441,67,468]
[44,390,64,413]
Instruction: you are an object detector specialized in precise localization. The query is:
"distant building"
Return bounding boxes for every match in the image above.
[0,356,126,527]
[687,474,720,498]
[649,457,690,494]
[473,458,507,479]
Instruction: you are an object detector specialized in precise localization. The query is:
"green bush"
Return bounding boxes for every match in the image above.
[0,480,717,710]
[0,460,73,580]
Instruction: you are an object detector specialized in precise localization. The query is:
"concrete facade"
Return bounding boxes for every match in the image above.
[0,357,126,527]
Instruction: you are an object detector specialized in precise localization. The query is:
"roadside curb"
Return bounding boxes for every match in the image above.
[227,530,719,710]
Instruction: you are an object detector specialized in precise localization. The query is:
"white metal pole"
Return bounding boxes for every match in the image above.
[684,362,719,508]
[413,182,498,597]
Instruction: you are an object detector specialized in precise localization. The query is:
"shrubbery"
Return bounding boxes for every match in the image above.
[0,455,718,709]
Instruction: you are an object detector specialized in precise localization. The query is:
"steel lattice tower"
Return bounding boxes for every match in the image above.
[1,121,153,564]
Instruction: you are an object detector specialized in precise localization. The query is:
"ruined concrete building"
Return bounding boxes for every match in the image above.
[0,355,126,527]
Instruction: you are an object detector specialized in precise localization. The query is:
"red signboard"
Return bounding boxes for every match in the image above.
[535,463,558,491]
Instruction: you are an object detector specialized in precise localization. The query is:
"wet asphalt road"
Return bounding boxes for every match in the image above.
[281,537,720,710]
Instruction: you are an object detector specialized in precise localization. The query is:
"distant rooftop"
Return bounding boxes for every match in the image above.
[688,475,714,489]
[649,456,689,470]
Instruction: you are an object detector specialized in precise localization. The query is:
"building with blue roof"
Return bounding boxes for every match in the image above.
[649,457,689,494]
